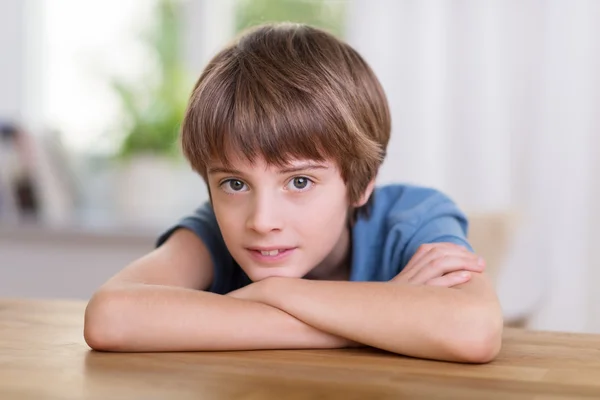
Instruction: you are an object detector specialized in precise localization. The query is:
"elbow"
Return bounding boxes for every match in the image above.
[449,304,504,364]
[84,290,128,352]
[456,325,503,364]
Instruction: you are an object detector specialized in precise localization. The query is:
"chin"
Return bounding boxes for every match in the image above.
[246,267,306,282]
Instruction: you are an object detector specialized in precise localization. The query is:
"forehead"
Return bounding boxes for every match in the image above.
[207,153,336,173]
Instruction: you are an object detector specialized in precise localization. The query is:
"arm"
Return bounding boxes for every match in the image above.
[231,248,503,363]
[235,274,502,363]
[84,229,353,352]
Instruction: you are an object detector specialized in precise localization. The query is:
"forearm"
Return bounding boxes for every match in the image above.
[256,275,503,363]
[84,283,351,352]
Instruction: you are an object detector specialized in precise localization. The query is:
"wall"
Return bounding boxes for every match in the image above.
[0,0,25,121]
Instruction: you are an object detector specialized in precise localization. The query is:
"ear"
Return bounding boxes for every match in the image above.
[353,178,376,208]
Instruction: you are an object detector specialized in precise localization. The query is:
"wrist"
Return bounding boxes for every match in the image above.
[256,276,298,309]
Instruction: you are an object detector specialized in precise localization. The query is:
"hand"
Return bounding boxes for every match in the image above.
[226,281,265,301]
[226,276,286,303]
[227,278,364,349]
[391,243,486,287]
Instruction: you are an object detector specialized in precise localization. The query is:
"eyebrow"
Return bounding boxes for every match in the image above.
[207,163,329,175]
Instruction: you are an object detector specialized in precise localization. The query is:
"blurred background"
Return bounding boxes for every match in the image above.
[1,0,599,333]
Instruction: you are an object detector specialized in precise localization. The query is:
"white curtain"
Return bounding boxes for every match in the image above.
[347,0,600,333]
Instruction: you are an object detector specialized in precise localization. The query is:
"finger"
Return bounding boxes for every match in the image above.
[410,254,485,284]
[403,245,482,282]
[426,271,472,287]
[405,242,473,274]
[399,244,433,275]
[415,253,484,278]
[399,244,446,279]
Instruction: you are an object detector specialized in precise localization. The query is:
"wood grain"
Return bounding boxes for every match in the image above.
[1,298,599,399]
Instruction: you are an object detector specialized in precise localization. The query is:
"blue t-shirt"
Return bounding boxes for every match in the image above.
[156,184,472,294]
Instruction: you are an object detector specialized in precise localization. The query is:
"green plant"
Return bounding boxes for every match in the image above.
[236,0,347,37]
[111,0,190,159]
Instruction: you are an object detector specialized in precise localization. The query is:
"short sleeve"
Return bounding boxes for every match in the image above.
[156,202,225,258]
[351,185,473,282]
[398,192,472,268]
[156,202,246,294]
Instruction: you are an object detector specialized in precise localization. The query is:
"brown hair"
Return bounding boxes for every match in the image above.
[181,22,391,219]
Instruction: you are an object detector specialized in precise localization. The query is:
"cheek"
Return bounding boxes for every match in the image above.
[292,192,348,235]
[213,202,244,240]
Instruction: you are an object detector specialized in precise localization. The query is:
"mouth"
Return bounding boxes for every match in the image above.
[246,247,297,263]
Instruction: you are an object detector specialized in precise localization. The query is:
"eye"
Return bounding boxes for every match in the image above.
[220,179,248,194]
[286,176,313,192]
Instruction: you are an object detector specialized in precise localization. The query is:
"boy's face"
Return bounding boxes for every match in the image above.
[207,155,366,281]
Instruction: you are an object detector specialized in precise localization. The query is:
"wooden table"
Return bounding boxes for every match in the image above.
[1,299,600,399]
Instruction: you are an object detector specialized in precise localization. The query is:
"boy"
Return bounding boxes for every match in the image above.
[84,23,503,363]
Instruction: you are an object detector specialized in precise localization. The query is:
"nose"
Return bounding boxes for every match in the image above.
[245,193,283,234]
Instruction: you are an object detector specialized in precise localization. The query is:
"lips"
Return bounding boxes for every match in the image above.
[246,247,297,262]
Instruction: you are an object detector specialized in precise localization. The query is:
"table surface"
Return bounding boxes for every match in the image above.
[1,298,600,400]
